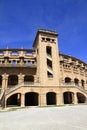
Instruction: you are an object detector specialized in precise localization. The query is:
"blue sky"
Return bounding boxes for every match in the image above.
[0,0,87,62]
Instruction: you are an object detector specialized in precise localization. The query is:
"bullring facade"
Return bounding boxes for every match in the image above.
[0,29,87,108]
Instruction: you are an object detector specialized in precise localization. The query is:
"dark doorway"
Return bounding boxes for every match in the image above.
[63,92,74,104]
[77,93,86,103]
[46,92,56,105]
[7,93,21,107]
[25,92,38,106]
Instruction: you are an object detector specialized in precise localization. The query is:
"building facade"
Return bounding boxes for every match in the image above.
[0,29,87,108]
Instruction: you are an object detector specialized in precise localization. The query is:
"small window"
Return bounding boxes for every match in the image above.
[52,39,55,42]
[46,38,50,42]
[42,37,45,41]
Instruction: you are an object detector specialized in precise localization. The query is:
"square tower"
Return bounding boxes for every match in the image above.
[33,29,60,86]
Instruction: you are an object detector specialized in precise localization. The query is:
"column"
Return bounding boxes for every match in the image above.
[40,93,46,106]
[18,73,24,84]
[57,93,64,105]
[2,74,8,90]
[74,93,78,104]
[21,94,25,107]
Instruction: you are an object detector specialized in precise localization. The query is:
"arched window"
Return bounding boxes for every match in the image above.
[65,77,71,83]
[81,80,85,88]
[8,75,18,86]
[74,78,79,85]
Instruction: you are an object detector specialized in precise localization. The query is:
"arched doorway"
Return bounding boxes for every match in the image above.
[8,75,18,86]
[77,93,86,103]
[63,92,74,104]
[25,92,39,106]
[46,92,56,105]
[24,75,34,82]
[6,93,21,107]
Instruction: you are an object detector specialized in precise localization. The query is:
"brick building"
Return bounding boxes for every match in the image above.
[0,29,87,108]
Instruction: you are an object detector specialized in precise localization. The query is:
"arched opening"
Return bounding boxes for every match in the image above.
[0,75,2,88]
[24,75,34,82]
[74,78,79,85]
[77,93,86,103]
[81,80,85,88]
[63,91,74,104]
[6,93,21,107]
[8,75,18,86]
[25,92,39,106]
[65,77,71,83]
[46,92,56,105]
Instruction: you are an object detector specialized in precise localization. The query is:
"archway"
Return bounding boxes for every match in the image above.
[8,75,18,86]
[63,91,74,104]
[6,93,21,107]
[24,75,34,82]
[25,92,39,106]
[77,93,86,103]
[46,92,56,105]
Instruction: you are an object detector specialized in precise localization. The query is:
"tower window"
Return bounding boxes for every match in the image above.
[46,38,50,42]
[46,46,52,57]
[47,59,52,69]
[47,71,53,78]
[42,37,45,41]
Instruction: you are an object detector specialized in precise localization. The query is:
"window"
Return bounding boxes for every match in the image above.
[46,38,50,42]
[42,37,45,42]
[46,46,52,57]
[47,71,53,78]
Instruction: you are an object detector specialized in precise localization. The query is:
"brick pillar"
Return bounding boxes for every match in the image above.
[40,93,46,106]
[74,93,78,104]
[2,74,8,90]
[21,94,25,107]
[58,93,64,105]
[18,74,24,84]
